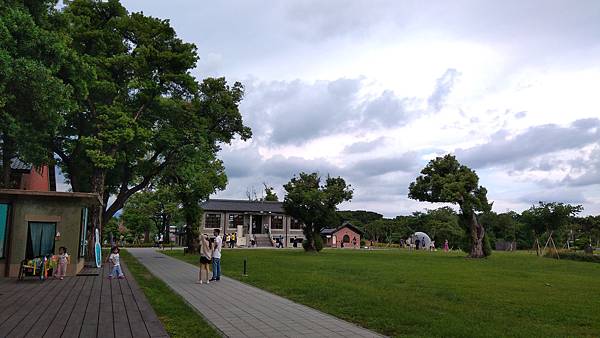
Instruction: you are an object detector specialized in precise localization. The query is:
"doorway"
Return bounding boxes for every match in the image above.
[27,222,56,258]
[251,215,262,234]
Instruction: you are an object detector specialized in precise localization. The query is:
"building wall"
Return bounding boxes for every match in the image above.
[330,227,361,248]
[200,212,305,247]
[20,166,50,191]
[2,197,88,277]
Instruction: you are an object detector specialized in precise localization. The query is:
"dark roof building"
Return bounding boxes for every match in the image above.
[0,158,55,191]
[321,222,362,249]
[199,199,303,248]
[201,199,284,213]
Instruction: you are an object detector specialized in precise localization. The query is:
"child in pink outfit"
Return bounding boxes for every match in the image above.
[54,246,70,280]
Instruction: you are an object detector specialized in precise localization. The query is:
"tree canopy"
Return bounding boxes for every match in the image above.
[0,0,73,186]
[283,172,353,252]
[409,154,491,258]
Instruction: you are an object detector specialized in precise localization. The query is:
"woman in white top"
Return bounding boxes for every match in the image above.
[197,235,212,284]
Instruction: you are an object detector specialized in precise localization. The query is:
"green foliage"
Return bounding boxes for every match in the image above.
[0,1,74,186]
[544,250,600,263]
[521,201,583,236]
[337,210,383,228]
[102,217,120,242]
[409,154,491,257]
[260,183,278,201]
[283,172,353,252]
[121,189,180,243]
[302,236,323,252]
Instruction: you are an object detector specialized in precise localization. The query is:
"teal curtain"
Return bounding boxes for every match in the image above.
[28,222,56,258]
[40,223,56,256]
[0,204,8,258]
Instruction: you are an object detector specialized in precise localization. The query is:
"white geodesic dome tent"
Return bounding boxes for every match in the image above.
[412,232,432,249]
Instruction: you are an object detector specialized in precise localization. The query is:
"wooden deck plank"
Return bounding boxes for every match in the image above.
[97,266,115,338]
[40,276,87,338]
[0,279,61,336]
[111,277,133,338]
[0,278,34,304]
[119,278,149,338]
[78,267,103,337]
[0,280,39,313]
[59,276,94,337]
[120,262,168,338]
[1,259,167,338]
[20,277,78,338]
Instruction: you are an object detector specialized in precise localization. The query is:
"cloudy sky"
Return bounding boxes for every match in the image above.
[117,0,600,217]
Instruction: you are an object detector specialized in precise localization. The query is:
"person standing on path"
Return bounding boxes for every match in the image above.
[444,239,449,252]
[210,229,222,281]
[198,234,212,284]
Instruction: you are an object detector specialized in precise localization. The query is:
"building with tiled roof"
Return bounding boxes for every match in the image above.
[200,199,305,248]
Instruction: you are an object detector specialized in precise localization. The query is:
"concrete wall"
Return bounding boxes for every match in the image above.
[200,212,305,247]
[1,196,90,277]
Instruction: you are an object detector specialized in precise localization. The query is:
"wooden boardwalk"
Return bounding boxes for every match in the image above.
[0,262,168,338]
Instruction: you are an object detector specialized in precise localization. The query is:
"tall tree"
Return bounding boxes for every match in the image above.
[0,0,73,187]
[409,154,492,258]
[160,148,228,252]
[52,1,250,256]
[520,201,582,252]
[283,172,353,252]
[262,183,279,201]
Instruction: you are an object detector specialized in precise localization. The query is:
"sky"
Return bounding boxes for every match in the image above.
[86,0,600,217]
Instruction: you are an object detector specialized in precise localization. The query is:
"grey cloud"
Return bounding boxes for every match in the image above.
[428,68,459,111]
[563,147,600,187]
[517,188,587,205]
[343,137,387,154]
[241,78,417,146]
[456,118,600,169]
[346,152,419,177]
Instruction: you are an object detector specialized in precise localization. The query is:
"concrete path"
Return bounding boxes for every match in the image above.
[127,248,385,338]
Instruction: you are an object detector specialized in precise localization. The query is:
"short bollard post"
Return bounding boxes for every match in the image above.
[242,258,248,277]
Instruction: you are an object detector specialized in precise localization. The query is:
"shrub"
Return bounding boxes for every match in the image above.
[360,240,366,247]
[544,250,600,263]
[302,236,324,252]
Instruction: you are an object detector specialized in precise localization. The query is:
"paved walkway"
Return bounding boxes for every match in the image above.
[128,248,385,338]
[0,261,167,338]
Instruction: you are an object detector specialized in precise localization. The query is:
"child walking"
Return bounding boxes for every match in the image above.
[108,246,125,279]
[54,246,70,280]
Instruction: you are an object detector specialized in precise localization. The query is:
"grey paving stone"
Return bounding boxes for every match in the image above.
[128,248,386,338]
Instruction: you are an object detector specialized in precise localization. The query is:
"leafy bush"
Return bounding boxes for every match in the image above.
[360,240,366,247]
[483,235,493,257]
[544,249,600,263]
[302,236,324,252]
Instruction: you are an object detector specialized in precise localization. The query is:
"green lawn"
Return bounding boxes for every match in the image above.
[164,249,600,338]
[121,250,219,338]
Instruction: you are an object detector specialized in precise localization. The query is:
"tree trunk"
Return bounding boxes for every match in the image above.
[468,212,486,258]
[87,169,105,260]
[1,135,15,188]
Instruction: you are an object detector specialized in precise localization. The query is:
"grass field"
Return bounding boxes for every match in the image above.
[165,249,600,338]
[121,250,219,338]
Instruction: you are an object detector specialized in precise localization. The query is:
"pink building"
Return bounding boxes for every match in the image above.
[321,223,362,249]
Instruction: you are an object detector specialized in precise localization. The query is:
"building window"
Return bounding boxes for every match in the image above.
[79,208,88,258]
[228,214,243,229]
[27,222,56,258]
[0,203,9,259]
[205,213,222,229]
[291,218,303,230]
[343,234,350,243]
[271,215,283,229]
